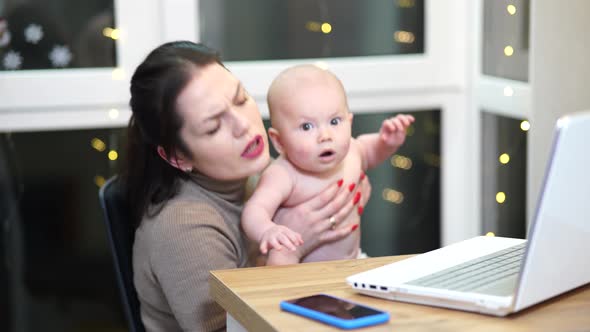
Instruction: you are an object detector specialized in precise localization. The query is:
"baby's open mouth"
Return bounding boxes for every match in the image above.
[320,150,335,158]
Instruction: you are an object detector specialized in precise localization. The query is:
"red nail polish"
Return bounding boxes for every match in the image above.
[351,224,359,231]
[353,192,361,204]
[357,206,364,215]
[348,183,356,192]
[337,179,344,187]
[360,172,366,180]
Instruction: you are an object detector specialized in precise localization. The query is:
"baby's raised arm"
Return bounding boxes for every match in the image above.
[242,163,302,254]
[356,114,415,170]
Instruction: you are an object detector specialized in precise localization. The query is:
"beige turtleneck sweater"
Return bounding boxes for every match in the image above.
[132,173,251,332]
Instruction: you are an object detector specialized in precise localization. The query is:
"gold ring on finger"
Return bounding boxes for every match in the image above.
[329,216,337,230]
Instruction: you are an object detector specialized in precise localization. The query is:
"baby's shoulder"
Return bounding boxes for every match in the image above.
[257,157,297,190]
[266,155,297,176]
[349,136,363,151]
[346,137,364,160]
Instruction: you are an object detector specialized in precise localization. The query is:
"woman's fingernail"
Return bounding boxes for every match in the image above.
[360,172,366,180]
[353,192,361,204]
[351,224,359,231]
[348,183,356,192]
[337,179,344,187]
[357,206,364,215]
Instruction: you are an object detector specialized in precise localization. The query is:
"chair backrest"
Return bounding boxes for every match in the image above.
[99,176,145,332]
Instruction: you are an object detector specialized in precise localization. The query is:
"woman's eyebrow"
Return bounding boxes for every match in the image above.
[202,110,223,124]
[201,82,242,126]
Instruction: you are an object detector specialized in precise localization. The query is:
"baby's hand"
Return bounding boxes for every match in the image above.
[379,114,415,148]
[259,225,303,254]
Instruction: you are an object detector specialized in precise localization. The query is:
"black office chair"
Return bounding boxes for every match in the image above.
[99,176,146,332]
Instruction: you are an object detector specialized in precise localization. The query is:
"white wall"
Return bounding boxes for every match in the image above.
[528,0,590,220]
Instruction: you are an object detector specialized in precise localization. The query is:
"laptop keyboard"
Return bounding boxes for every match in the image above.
[406,242,526,294]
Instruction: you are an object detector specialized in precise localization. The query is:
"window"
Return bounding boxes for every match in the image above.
[0,0,116,71]
[482,0,529,81]
[476,0,531,237]
[480,112,527,238]
[354,110,440,255]
[1,129,126,331]
[199,0,424,61]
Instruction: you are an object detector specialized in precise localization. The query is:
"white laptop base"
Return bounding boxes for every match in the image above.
[348,111,590,316]
[349,236,523,316]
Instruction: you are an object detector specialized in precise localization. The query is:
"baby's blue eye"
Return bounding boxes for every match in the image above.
[301,123,313,131]
[330,117,341,125]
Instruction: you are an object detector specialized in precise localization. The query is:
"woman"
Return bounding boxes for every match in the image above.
[124,41,369,332]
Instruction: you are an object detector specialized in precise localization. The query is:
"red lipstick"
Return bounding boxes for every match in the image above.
[242,134,264,159]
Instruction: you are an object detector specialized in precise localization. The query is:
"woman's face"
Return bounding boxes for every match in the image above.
[174,63,270,181]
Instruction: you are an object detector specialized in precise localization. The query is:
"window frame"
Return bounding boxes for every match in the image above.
[0,0,475,246]
[0,0,161,131]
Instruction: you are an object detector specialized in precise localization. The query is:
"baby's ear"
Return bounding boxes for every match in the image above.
[267,127,285,155]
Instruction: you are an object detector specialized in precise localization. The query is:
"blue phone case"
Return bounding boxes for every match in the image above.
[280,294,390,329]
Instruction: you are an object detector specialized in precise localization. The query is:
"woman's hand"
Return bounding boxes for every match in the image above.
[272,173,371,260]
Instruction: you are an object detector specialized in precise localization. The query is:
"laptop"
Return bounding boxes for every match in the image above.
[347,111,590,316]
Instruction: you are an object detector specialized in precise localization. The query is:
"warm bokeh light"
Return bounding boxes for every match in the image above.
[394,30,415,44]
[108,150,118,161]
[520,120,531,131]
[503,86,514,97]
[91,138,106,152]
[504,45,514,56]
[305,21,321,32]
[406,125,415,136]
[321,23,332,34]
[390,154,413,170]
[398,0,415,8]
[499,153,510,164]
[382,188,404,204]
[496,192,506,204]
[94,175,106,188]
[486,232,496,237]
[507,5,517,15]
[423,153,441,168]
[108,108,119,120]
[102,27,120,40]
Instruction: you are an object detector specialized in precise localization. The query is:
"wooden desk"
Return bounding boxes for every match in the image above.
[210,255,590,332]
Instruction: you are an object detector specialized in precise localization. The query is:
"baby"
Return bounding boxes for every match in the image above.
[242,64,414,265]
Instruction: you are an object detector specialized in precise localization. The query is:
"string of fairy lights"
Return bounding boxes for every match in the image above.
[304,0,417,46]
[487,2,529,237]
[91,108,120,188]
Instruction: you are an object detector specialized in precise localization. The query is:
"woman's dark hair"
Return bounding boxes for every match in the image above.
[123,41,222,227]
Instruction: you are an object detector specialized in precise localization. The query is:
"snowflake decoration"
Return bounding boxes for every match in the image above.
[24,23,44,44]
[0,19,10,47]
[3,50,23,70]
[49,45,72,67]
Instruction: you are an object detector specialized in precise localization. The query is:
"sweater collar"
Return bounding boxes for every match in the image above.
[187,171,247,204]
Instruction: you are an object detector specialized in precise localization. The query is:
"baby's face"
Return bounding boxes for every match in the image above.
[272,82,352,174]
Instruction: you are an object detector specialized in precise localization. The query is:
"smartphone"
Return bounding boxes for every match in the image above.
[280,294,390,329]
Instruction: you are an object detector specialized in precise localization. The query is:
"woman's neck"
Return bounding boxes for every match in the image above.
[188,171,247,204]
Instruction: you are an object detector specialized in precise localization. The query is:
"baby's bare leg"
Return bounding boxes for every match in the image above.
[266,248,301,266]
